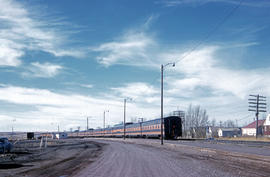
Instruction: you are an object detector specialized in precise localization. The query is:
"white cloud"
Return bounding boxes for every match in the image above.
[111,82,159,100]
[0,84,161,131]
[0,0,85,67]
[93,31,157,67]
[157,0,270,7]
[0,42,23,66]
[166,46,270,99]
[80,84,93,89]
[22,62,63,78]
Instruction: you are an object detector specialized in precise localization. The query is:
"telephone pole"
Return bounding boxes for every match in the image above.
[103,110,109,136]
[138,118,144,137]
[123,97,132,140]
[248,94,267,139]
[161,62,175,145]
[124,99,126,139]
[87,117,89,130]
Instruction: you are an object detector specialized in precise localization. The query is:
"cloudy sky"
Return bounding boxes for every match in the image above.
[0,0,270,132]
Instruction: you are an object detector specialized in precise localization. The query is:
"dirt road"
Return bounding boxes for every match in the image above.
[76,139,270,177]
[1,138,270,177]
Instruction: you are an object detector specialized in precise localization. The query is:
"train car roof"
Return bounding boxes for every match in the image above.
[94,116,180,130]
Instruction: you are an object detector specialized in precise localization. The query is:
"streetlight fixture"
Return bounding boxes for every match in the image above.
[103,110,109,136]
[161,62,175,145]
[124,97,132,140]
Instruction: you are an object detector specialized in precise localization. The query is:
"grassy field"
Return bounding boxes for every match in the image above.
[218,136,270,142]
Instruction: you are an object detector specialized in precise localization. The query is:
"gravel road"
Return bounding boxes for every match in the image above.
[75,139,270,177]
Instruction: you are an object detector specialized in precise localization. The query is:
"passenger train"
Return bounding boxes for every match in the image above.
[69,116,182,139]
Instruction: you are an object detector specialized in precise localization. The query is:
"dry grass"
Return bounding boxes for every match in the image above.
[218,136,270,142]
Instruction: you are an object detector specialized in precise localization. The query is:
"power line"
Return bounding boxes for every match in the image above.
[236,113,254,122]
[148,0,243,88]
[175,0,243,65]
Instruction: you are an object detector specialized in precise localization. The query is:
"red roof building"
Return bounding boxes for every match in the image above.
[264,115,270,136]
[243,120,265,128]
[242,120,265,136]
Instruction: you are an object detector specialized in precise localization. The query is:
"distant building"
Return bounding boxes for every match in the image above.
[188,126,214,138]
[40,133,54,139]
[242,120,265,136]
[218,128,241,137]
[263,115,270,137]
[54,132,68,139]
[206,126,219,138]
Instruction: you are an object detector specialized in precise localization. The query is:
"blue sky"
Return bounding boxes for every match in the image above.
[0,0,270,131]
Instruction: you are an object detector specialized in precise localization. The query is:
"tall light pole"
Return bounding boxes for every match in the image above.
[124,97,132,140]
[103,110,109,136]
[12,119,16,140]
[161,62,175,145]
[138,118,144,137]
[86,116,92,131]
[87,117,89,130]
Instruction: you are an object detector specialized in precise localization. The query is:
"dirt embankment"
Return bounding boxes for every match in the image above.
[0,138,105,177]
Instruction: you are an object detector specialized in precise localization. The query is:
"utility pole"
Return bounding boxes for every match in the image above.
[138,118,144,137]
[161,62,175,145]
[248,94,267,139]
[103,110,109,136]
[77,126,80,136]
[58,125,59,133]
[87,117,89,131]
[123,97,132,140]
[124,99,126,140]
[161,64,164,145]
[86,116,92,131]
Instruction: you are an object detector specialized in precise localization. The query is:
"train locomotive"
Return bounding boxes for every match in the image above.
[69,116,182,139]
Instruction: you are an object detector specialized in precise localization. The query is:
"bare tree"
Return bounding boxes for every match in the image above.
[219,121,223,128]
[185,104,209,138]
[223,120,235,128]
[211,118,216,127]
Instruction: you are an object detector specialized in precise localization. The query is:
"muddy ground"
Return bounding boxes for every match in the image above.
[0,138,105,177]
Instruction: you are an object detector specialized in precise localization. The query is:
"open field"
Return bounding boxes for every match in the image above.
[0,139,104,177]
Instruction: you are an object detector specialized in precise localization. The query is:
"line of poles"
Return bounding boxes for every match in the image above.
[82,62,176,146]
